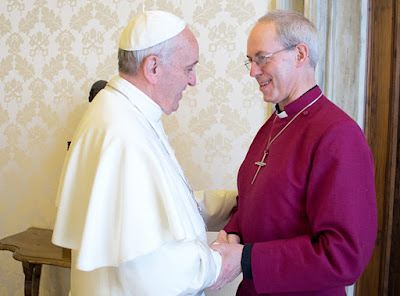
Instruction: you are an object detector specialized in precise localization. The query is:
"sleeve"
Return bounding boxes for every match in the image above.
[223,197,240,235]
[117,240,222,296]
[250,123,377,293]
[194,190,238,231]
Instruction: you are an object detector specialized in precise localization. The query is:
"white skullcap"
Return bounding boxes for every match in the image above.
[119,10,186,51]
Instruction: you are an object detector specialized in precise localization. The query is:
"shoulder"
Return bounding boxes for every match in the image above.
[70,96,156,160]
[301,98,371,159]
[310,97,364,137]
[82,91,151,138]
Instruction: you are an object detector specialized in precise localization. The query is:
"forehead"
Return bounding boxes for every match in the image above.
[174,28,199,64]
[247,22,279,55]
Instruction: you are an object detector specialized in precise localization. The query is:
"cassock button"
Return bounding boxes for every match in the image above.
[303,110,309,115]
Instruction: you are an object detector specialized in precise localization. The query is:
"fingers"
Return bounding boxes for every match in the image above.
[209,278,223,290]
[216,230,228,243]
[210,277,230,290]
[210,242,222,252]
[209,243,244,290]
[211,232,240,246]
[209,267,240,291]
[227,233,240,244]
[209,271,228,291]
[210,230,228,248]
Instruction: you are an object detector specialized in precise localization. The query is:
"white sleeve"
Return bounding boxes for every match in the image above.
[194,190,238,231]
[117,240,222,296]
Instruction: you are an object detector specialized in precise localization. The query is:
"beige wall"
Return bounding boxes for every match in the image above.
[0,0,272,294]
[0,0,366,295]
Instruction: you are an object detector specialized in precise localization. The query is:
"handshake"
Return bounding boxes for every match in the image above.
[209,230,244,291]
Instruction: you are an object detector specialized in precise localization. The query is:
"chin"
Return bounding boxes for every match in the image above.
[263,95,273,103]
[166,106,179,115]
[262,93,278,104]
[173,101,180,112]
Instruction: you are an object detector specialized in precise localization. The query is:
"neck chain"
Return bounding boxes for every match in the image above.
[106,83,206,229]
[251,92,323,184]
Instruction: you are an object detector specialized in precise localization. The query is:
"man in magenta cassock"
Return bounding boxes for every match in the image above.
[209,10,377,296]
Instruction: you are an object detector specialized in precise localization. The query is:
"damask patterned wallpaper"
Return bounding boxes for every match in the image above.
[0,0,273,294]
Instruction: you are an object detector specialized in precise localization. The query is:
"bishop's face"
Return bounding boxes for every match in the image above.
[247,22,298,108]
[156,28,199,115]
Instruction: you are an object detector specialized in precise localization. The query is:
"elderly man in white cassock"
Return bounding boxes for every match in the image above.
[52,10,237,296]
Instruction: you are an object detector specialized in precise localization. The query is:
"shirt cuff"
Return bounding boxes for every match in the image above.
[241,244,253,280]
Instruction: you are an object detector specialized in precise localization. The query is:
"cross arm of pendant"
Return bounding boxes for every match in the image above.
[251,150,269,184]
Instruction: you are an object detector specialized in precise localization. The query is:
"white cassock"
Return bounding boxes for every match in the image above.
[52,75,237,296]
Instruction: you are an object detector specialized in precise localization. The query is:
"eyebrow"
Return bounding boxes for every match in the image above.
[185,61,199,68]
[247,51,269,59]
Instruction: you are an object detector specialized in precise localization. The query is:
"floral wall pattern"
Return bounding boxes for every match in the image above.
[0,0,366,294]
[0,0,274,294]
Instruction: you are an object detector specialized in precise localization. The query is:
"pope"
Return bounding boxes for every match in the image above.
[52,10,236,296]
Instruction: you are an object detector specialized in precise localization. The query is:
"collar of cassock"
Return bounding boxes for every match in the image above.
[275,104,288,118]
[274,85,319,119]
[107,75,163,125]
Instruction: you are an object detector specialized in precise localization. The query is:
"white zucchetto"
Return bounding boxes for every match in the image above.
[119,10,186,51]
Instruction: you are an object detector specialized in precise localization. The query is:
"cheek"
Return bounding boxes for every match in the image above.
[277,59,295,77]
[175,75,188,90]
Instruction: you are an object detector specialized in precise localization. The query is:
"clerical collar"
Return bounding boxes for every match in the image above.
[275,104,288,118]
[274,85,319,118]
[106,75,163,124]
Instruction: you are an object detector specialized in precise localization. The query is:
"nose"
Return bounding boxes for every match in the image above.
[250,62,262,78]
[188,70,196,86]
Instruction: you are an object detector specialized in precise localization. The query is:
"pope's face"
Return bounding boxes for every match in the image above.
[247,22,298,108]
[157,28,199,115]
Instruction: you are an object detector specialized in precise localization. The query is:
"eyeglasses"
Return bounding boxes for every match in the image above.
[244,45,297,71]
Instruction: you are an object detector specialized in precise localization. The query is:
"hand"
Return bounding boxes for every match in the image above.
[209,235,244,291]
[210,230,229,246]
[227,233,240,244]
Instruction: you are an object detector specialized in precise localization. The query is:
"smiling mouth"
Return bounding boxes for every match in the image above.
[260,80,271,87]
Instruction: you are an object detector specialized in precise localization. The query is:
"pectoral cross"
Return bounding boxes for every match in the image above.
[251,150,268,184]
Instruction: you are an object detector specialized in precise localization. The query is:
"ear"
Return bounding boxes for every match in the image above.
[294,43,309,67]
[143,55,160,84]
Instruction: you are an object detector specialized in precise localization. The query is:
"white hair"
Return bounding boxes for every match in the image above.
[118,36,177,76]
[258,10,319,69]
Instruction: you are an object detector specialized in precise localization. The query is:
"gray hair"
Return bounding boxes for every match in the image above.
[258,10,319,69]
[118,37,177,76]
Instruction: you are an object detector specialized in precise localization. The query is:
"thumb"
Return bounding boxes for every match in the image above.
[216,230,228,243]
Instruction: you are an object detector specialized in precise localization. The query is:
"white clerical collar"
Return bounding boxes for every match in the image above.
[107,75,163,124]
[275,103,288,118]
[276,110,288,118]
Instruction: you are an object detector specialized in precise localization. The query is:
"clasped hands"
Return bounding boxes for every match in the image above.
[209,230,244,291]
